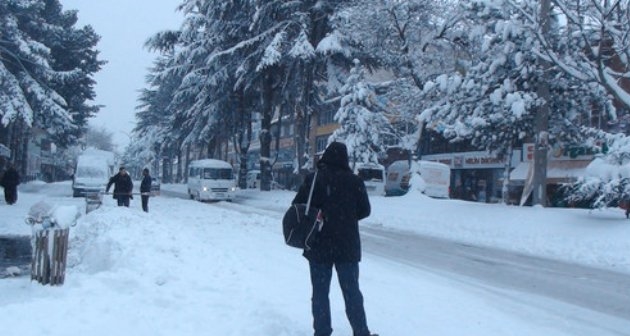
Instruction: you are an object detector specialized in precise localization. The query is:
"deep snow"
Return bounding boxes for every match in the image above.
[0,181,629,335]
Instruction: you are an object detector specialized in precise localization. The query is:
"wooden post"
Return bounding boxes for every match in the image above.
[31,228,69,286]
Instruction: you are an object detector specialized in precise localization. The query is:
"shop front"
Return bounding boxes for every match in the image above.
[508,143,593,206]
[422,150,522,203]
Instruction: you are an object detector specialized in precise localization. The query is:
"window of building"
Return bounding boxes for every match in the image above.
[316,136,329,153]
[281,123,293,137]
[318,110,335,126]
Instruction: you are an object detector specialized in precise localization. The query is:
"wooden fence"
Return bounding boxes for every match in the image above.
[31,228,69,286]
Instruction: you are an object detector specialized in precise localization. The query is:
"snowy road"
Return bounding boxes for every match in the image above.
[162,189,630,322]
[361,227,630,320]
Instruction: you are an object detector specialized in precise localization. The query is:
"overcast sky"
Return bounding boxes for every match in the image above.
[59,0,183,150]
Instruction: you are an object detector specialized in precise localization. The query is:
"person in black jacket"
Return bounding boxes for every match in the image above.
[292,142,376,336]
[140,168,152,212]
[1,164,20,205]
[106,166,133,207]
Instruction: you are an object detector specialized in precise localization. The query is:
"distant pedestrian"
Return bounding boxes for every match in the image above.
[0,164,20,205]
[292,142,377,336]
[140,168,152,212]
[622,196,630,219]
[106,166,133,207]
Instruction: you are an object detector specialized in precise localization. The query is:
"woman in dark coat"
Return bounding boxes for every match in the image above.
[292,142,376,336]
[1,164,20,205]
[140,168,152,212]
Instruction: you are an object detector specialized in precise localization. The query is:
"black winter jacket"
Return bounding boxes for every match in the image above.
[0,167,20,188]
[140,175,152,193]
[106,173,133,198]
[292,144,371,263]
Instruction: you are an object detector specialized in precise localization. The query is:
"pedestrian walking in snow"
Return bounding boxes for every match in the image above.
[106,166,133,207]
[292,142,377,336]
[140,168,152,212]
[0,164,20,205]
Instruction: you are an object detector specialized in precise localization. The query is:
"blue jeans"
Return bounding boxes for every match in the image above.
[309,261,370,336]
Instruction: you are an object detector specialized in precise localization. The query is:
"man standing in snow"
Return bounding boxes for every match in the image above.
[292,142,377,336]
[0,164,20,205]
[140,168,152,212]
[106,166,133,207]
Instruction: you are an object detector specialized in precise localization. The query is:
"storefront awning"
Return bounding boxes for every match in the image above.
[508,160,591,184]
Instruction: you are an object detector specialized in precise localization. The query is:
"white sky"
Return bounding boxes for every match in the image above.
[59,1,183,150]
[1,181,629,335]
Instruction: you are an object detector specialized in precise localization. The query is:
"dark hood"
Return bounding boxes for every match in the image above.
[318,142,351,171]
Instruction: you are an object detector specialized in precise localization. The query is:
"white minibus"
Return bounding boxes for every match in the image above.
[354,162,386,196]
[187,159,237,201]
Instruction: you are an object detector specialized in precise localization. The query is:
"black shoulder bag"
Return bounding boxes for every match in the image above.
[282,171,324,251]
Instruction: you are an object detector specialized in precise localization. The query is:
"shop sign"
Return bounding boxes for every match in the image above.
[422,150,521,169]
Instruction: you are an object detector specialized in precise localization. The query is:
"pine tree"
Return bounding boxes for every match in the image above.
[330,0,466,154]
[0,0,103,168]
[330,60,392,166]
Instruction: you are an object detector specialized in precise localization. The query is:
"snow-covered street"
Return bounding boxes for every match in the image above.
[1,181,629,335]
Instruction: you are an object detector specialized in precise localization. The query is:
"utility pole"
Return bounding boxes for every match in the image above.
[532,0,551,206]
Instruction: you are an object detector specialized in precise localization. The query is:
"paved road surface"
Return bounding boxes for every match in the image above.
[361,227,630,320]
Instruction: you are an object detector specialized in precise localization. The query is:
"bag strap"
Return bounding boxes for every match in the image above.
[305,171,318,214]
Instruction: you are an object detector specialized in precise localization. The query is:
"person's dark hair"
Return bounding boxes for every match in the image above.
[143,168,149,174]
[119,166,125,172]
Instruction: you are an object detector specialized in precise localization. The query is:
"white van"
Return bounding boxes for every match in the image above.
[385,160,451,198]
[415,160,451,198]
[72,151,114,197]
[354,162,386,196]
[187,159,236,201]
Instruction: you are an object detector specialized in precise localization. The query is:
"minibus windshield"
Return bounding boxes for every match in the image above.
[202,168,233,180]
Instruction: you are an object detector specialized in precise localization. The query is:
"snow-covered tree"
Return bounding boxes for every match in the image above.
[145,0,252,162]
[330,0,467,154]
[488,0,630,207]
[417,0,613,203]
[565,129,628,209]
[0,0,103,169]
[248,0,354,188]
[501,0,630,112]
[330,60,392,165]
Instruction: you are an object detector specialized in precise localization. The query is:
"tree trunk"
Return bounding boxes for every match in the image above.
[259,71,274,191]
[234,89,252,190]
[532,0,551,207]
[502,144,514,204]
